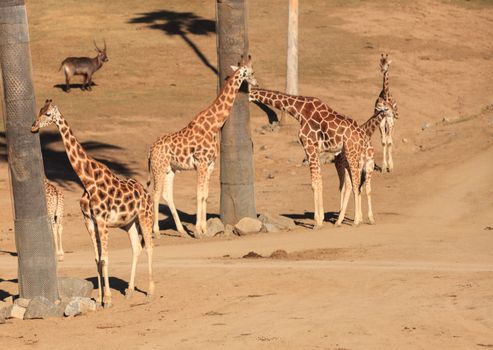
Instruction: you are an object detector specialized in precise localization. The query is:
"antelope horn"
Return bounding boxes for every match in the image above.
[103,39,107,51]
[93,40,101,52]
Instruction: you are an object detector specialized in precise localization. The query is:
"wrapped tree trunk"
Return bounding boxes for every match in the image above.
[216,0,256,224]
[0,0,58,301]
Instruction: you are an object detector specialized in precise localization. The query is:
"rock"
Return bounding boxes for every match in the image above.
[15,298,31,308]
[442,117,451,123]
[64,297,96,317]
[267,173,275,179]
[270,249,289,259]
[234,217,263,235]
[242,251,263,259]
[258,213,296,231]
[10,304,26,320]
[263,223,280,233]
[259,145,267,151]
[224,224,236,237]
[402,138,408,143]
[206,218,224,237]
[58,277,93,299]
[265,154,272,160]
[421,122,431,131]
[24,296,62,319]
[0,304,13,320]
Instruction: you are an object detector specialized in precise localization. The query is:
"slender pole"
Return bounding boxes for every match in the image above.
[217,0,256,224]
[0,0,58,301]
[282,0,299,125]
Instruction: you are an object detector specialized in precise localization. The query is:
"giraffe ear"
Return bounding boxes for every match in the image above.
[230,65,239,72]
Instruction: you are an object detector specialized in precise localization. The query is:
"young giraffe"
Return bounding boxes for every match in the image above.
[334,99,396,225]
[44,178,65,261]
[32,100,154,308]
[249,87,383,227]
[148,56,257,237]
[375,53,399,172]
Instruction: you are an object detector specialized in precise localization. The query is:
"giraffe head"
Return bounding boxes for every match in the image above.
[230,55,258,87]
[375,98,397,119]
[379,53,392,73]
[31,99,62,133]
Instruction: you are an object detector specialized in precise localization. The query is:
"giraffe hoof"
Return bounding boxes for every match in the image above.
[103,301,113,309]
[368,218,375,225]
[334,221,342,227]
[124,288,134,299]
[57,255,64,262]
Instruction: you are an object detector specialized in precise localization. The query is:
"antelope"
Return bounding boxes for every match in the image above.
[59,40,108,92]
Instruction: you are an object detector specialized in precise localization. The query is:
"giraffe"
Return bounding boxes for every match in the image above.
[334,98,396,225]
[249,87,391,227]
[44,178,65,262]
[375,53,399,172]
[32,100,154,308]
[148,56,257,238]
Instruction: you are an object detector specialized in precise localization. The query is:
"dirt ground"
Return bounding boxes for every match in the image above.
[1,0,493,348]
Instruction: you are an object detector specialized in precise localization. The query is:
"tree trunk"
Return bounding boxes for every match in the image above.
[0,0,58,301]
[216,0,256,225]
[281,0,299,125]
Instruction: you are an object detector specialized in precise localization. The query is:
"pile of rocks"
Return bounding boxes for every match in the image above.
[0,277,95,322]
[203,212,297,237]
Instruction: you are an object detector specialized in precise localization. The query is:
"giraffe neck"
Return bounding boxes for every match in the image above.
[382,70,390,99]
[361,112,385,138]
[55,116,97,189]
[196,70,245,129]
[249,88,311,122]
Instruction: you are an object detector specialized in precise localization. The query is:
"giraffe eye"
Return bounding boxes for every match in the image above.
[46,113,51,117]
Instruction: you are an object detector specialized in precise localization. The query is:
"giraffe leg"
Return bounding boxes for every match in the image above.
[196,162,214,236]
[387,141,394,172]
[379,121,388,172]
[305,148,323,229]
[152,179,162,236]
[125,222,142,299]
[82,214,102,305]
[162,169,186,236]
[335,169,352,227]
[366,170,375,225]
[335,155,346,211]
[95,219,112,308]
[56,193,65,261]
[138,205,155,297]
[350,162,363,227]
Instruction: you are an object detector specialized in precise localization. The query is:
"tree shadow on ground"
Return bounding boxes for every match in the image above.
[157,204,220,238]
[86,276,146,297]
[53,82,97,93]
[128,9,217,76]
[283,211,341,228]
[0,278,18,301]
[0,131,136,188]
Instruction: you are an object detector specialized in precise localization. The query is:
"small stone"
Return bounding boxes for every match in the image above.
[10,304,26,320]
[15,298,31,308]
[258,213,296,231]
[224,224,236,237]
[24,296,62,319]
[242,251,263,259]
[206,217,225,237]
[259,145,267,151]
[58,277,93,299]
[442,117,451,123]
[402,138,408,143]
[0,304,13,320]
[421,123,431,131]
[267,173,275,179]
[263,223,280,233]
[64,297,96,317]
[235,217,263,234]
[270,249,289,259]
